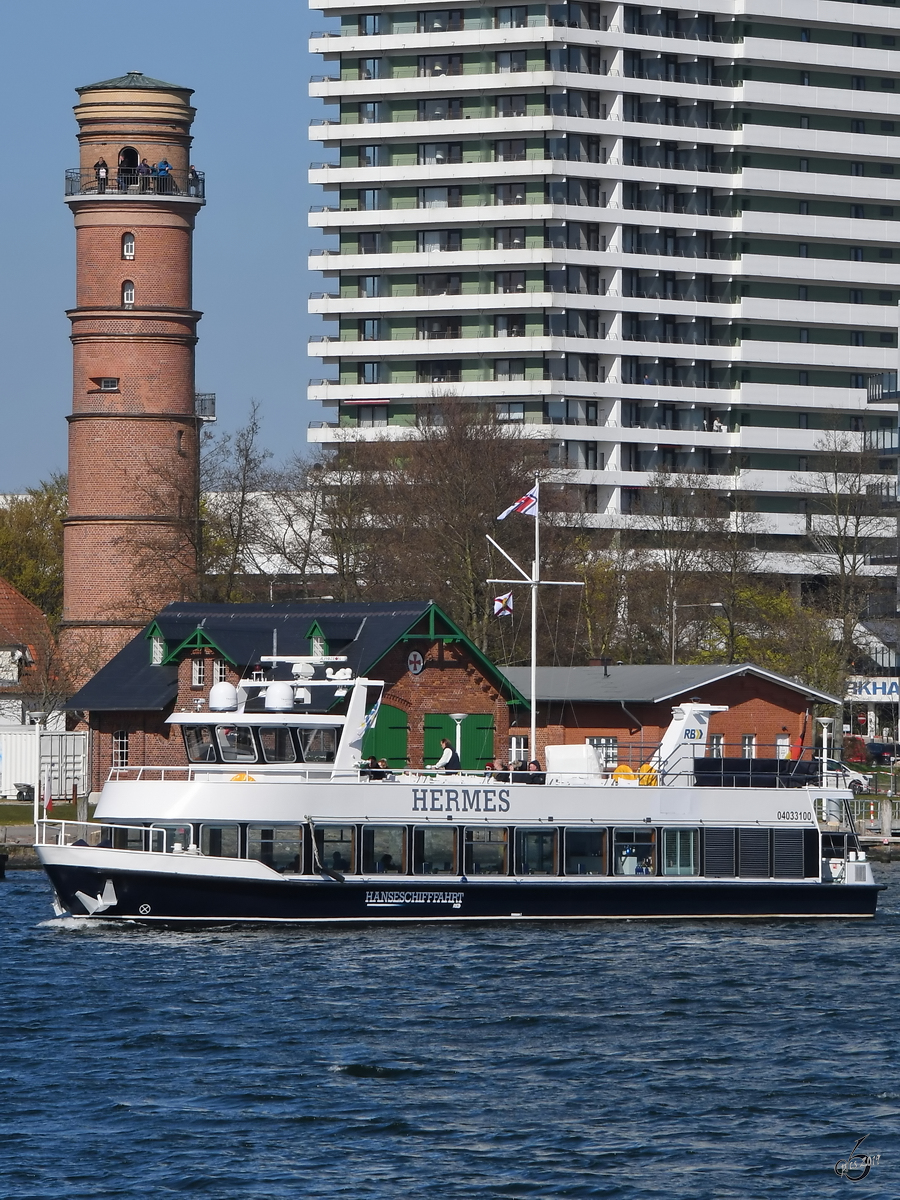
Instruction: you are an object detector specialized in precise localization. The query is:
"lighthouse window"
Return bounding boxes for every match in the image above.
[122,232,135,260]
[259,727,297,763]
[215,725,257,762]
[613,828,656,875]
[99,377,119,391]
[413,825,457,874]
[564,828,606,875]
[464,827,508,875]
[362,826,406,873]
[515,828,557,875]
[122,280,135,307]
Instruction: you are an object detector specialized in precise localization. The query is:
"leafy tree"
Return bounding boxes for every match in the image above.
[0,474,66,623]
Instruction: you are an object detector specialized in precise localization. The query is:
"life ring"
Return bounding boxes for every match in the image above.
[230,772,256,782]
[638,763,658,787]
[612,764,638,784]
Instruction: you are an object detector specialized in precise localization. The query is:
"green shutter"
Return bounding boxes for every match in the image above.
[424,714,494,770]
[362,704,409,768]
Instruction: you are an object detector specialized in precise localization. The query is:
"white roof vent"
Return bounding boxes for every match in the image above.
[264,681,295,712]
[209,682,239,712]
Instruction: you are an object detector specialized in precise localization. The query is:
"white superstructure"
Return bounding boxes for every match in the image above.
[307,0,899,571]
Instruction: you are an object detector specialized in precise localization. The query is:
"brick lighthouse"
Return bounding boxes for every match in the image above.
[63,71,207,672]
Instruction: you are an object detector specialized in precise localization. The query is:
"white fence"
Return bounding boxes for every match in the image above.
[0,727,89,799]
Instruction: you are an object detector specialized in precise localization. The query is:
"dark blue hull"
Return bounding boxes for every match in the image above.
[43,863,881,923]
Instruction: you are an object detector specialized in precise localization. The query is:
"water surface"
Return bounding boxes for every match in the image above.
[1,868,897,1198]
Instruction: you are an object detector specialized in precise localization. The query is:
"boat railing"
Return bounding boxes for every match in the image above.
[37,818,165,851]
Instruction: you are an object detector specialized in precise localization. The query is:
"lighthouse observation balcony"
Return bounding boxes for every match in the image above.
[65,168,205,200]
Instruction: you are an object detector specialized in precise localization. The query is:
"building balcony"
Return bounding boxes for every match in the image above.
[195,393,216,421]
[868,373,899,404]
[65,168,205,200]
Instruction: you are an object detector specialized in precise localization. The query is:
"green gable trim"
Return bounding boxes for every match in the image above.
[365,603,529,709]
[163,626,235,666]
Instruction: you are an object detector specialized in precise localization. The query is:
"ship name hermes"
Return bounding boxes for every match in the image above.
[410,787,511,813]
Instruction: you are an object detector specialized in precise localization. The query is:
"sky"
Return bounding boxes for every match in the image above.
[0,0,329,490]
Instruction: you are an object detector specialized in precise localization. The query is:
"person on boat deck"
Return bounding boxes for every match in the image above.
[510,760,529,783]
[377,758,395,781]
[434,738,461,772]
[379,853,398,873]
[363,754,383,780]
[526,759,545,785]
[331,850,346,871]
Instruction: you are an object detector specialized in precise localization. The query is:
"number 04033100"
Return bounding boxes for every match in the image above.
[776,811,812,821]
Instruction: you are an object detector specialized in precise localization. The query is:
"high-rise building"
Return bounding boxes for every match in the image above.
[307,2,898,574]
[64,72,209,671]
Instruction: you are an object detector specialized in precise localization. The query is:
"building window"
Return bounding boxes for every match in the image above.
[496,49,527,73]
[741,734,756,758]
[709,733,725,757]
[122,280,135,307]
[496,226,525,250]
[494,358,525,381]
[112,730,129,769]
[359,318,381,340]
[213,659,229,685]
[358,13,380,34]
[497,402,525,421]
[495,6,527,27]
[311,635,327,657]
[358,275,380,298]
[358,361,380,384]
[358,405,388,427]
[151,636,165,664]
[359,57,381,79]
[587,736,618,768]
[191,657,206,688]
[99,377,119,391]
[122,232,135,260]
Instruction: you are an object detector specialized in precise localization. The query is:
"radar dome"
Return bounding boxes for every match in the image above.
[264,681,296,712]
[209,682,238,711]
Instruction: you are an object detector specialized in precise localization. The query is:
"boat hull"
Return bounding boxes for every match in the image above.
[42,860,881,923]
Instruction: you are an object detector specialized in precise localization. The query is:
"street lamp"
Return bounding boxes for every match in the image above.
[28,711,47,828]
[671,602,725,665]
[449,713,467,762]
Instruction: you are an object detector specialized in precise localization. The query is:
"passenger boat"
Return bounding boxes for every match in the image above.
[36,657,881,923]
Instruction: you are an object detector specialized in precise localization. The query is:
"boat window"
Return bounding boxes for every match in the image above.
[613,828,656,875]
[662,828,699,876]
[259,727,297,763]
[200,825,240,858]
[362,825,406,873]
[183,725,218,762]
[413,825,457,874]
[515,828,557,875]
[464,827,508,875]
[298,728,337,762]
[110,825,145,851]
[152,824,194,852]
[564,827,606,875]
[248,825,303,872]
[215,725,257,762]
[315,825,356,873]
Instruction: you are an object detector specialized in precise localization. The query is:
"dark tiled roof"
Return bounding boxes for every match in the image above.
[500,664,840,706]
[76,71,192,95]
[67,602,461,711]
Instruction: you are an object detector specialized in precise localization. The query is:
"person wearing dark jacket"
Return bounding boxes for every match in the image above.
[434,738,461,772]
[526,759,545,784]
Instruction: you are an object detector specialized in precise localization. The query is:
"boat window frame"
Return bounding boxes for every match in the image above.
[464,826,509,875]
[214,724,258,763]
[612,826,657,876]
[514,826,558,876]
[315,824,357,874]
[258,726,298,764]
[563,826,608,875]
[151,823,195,853]
[199,823,240,859]
[183,724,219,762]
[297,726,338,763]
[412,824,458,874]
[662,827,700,876]
[247,824,303,873]
[361,824,407,874]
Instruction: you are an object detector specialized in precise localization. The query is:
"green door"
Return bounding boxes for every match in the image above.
[362,704,409,769]
[423,714,494,770]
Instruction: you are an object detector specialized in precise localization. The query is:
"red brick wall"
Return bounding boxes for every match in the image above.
[509,674,812,765]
